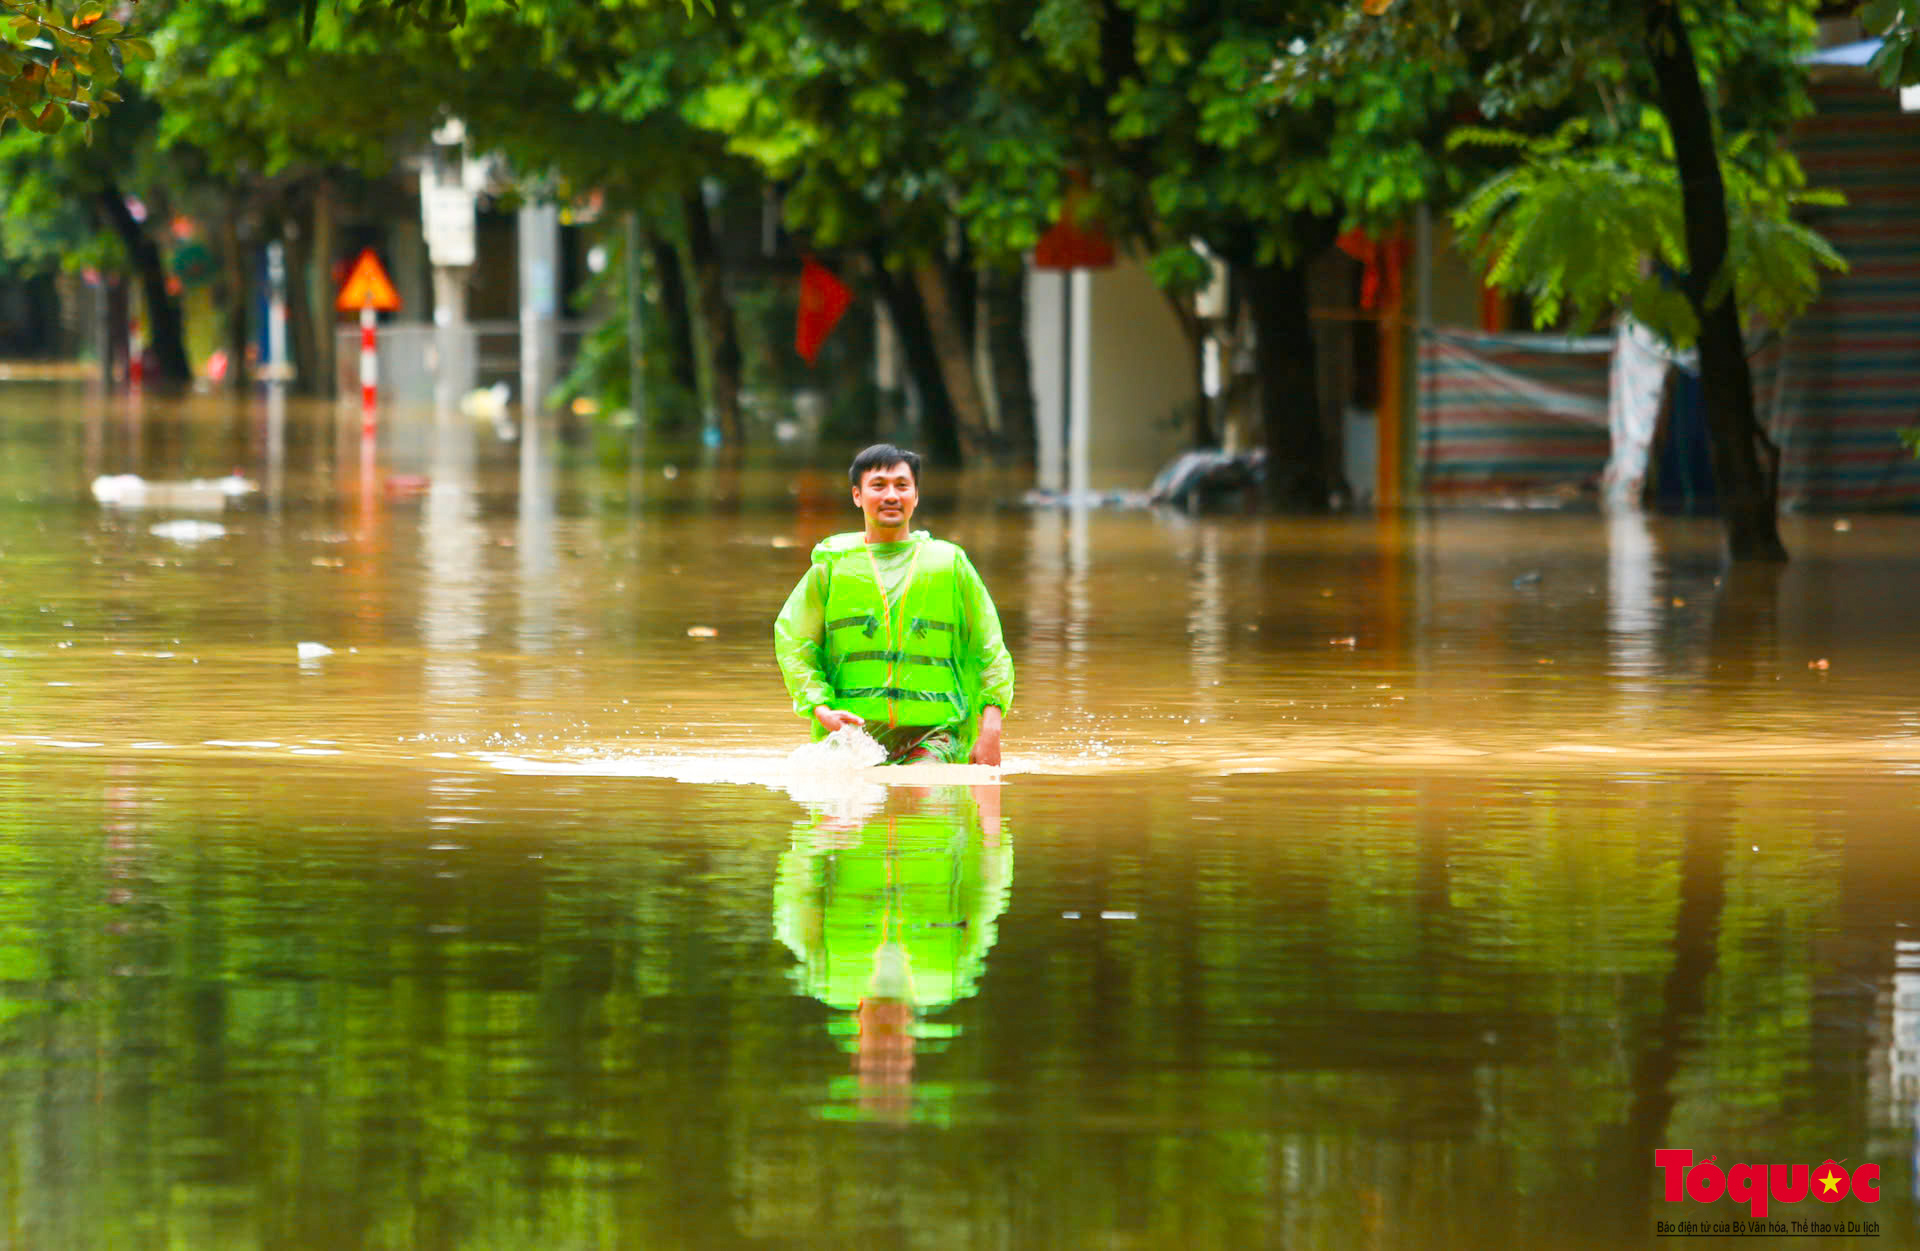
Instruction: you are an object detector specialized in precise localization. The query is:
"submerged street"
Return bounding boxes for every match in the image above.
[0,386,1915,1249]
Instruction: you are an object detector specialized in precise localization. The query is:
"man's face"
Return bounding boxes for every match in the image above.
[852,462,918,533]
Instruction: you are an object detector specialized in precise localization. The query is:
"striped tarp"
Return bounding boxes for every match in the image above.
[1417,329,1614,494]
[1768,80,1920,510]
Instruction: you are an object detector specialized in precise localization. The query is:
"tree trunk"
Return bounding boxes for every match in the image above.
[311,180,338,398]
[102,275,129,388]
[96,184,192,386]
[1157,285,1216,449]
[1245,257,1330,511]
[865,242,963,466]
[1601,790,1727,1242]
[682,190,743,447]
[282,214,321,397]
[645,226,700,428]
[980,266,1037,463]
[912,263,991,461]
[218,208,252,392]
[1645,0,1787,561]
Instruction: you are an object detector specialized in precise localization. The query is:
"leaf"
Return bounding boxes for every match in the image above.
[72,2,106,28]
[1858,0,1901,36]
[1869,37,1906,87]
[118,36,154,62]
[24,99,64,133]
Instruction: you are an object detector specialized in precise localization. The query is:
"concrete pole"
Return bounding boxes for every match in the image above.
[424,119,477,417]
[266,241,290,384]
[1025,267,1066,494]
[432,265,472,417]
[1068,269,1093,504]
[517,201,561,427]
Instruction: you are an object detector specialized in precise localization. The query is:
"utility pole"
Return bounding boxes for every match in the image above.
[422,118,477,416]
[517,196,561,428]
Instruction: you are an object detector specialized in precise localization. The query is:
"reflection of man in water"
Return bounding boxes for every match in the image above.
[774,785,1009,1118]
[773,444,1015,765]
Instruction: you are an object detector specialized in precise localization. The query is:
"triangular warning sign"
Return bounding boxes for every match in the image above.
[335,248,402,313]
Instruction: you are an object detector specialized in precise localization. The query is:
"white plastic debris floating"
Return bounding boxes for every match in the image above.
[295,642,334,660]
[94,474,258,511]
[459,382,517,440]
[148,520,227,543]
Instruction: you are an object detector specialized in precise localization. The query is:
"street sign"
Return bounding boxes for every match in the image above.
[423,183,477,268]
[335,248,402,313]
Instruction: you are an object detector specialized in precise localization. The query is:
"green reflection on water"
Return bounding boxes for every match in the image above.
[777,784,1010,1127]
[0,761,1906,1250]
[0,386,1915,1248]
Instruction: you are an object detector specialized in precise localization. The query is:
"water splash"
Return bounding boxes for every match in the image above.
[784,725,886,771]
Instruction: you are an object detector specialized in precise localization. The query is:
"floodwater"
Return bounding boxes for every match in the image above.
[0,384,1916,1250]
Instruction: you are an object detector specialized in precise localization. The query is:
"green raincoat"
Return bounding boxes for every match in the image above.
[774,530,1014,763]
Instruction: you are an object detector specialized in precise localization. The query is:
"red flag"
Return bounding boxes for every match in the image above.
[795,256,852,366]
[1336,228,1408,312]
[1336,227,1383,311]
[1033,177,1115,271]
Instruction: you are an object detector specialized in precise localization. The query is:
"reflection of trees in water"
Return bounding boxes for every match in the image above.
[0,772,1911,1246]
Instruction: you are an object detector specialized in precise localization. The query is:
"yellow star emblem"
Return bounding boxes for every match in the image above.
[1817,1169,1843,1196]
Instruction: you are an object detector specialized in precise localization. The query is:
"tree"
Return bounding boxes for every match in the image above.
[1860,0,1920,86]
[1322,0,1836,558]
[0,0,152,138]
[1014,0,1467,508]
[682,1,1065,465]
[419,0,758,444]
[0,84,200,384]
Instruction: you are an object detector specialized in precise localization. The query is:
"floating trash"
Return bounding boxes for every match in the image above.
[296,642,334,660]
[686,626,719,638]
[95,474,256,511]
[149,520,227,543]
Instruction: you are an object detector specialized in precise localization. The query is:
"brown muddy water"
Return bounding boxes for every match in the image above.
[0,384,1915,1250]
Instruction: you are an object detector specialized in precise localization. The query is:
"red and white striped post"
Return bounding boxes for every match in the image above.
[359,300,378,438]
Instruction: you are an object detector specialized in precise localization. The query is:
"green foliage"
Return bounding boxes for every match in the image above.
[1451,115,1846,345]
[0,0,152,140]
[552,228,700,437]
[1860,0,1920,87]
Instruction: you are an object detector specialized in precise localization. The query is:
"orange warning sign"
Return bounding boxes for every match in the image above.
[335,248,402,313]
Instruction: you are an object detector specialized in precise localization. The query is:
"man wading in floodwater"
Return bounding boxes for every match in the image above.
[775,444,1014,766]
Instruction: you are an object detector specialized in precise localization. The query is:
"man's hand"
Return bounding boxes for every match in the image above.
[970,706,1003,766]
[814,706,866,734]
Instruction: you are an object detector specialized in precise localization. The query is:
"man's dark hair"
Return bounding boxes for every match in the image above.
[849,443,921,488]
